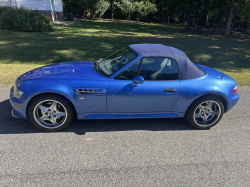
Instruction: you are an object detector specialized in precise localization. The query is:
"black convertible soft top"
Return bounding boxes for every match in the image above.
[129,44,205,80]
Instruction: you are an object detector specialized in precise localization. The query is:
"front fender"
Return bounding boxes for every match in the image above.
[16,79,77,118]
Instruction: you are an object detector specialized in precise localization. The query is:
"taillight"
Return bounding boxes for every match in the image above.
[233,86,237,94]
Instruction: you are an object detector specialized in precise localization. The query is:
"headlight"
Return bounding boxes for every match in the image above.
[14,82,24,99]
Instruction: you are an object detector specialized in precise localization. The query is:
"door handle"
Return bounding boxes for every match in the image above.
[164,88,176,92]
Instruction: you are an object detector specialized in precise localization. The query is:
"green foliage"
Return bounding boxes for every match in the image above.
[0,7,53,32]
[95,0,110,17]
[233,0,250,29]
[62,0,250,31]
[115,0,135,19]
[0,7,10,17]
[134,0,157,20]
[63,0,99,18]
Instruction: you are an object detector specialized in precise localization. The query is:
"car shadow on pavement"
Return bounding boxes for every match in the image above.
[0,99,196,134]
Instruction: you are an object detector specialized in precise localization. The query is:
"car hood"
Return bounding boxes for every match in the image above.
[17,61,106,82]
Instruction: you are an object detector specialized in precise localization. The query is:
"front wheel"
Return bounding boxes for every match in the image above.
[185,96,225,129]
[27,94,74,132]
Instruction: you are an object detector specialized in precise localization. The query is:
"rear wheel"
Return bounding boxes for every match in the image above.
[27,94,74,132]
[185,96,224,129]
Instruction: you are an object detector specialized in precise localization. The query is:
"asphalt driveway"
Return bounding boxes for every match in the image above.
[0,86,249,186]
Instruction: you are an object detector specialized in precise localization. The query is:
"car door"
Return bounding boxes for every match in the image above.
[107,57,181,113]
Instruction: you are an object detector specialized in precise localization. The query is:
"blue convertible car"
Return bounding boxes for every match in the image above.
[10,44,239,132]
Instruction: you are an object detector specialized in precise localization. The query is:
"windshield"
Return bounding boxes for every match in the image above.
[97,48,138,77]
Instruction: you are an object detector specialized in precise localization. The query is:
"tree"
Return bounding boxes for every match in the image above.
[134,0,157,21]
[194,0,202,31]
[225,0,236,35]
[109,0,115,19]
[115,0,135,20]
[95,0,110,18]
[185,0,194,29]
[62,0,250,31]
[218,0,224,30]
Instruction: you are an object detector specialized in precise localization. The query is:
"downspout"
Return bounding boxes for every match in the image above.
[50,0,55,21]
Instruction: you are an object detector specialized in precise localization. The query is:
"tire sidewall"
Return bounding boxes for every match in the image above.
[27,94,74,132]
[185,96,225,129]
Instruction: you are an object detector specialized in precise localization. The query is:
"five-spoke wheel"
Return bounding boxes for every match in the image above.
[194,100,221,127]
[28,94,74,132]
[185,96,224,129]
[34,100,67,129]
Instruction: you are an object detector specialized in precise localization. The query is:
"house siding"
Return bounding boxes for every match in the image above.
[16,0,62,12]
[0,0,63,21]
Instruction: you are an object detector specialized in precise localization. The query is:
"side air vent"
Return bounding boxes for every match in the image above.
[77,89,98,94]
[71,88,106,95]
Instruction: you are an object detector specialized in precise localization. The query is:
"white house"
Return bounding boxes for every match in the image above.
[0,0,63,21]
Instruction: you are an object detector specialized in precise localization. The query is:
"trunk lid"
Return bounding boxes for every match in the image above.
[196,64,223,79]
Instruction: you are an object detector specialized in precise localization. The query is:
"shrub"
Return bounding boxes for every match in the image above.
[0,7,53,32]
[0,7,10,17]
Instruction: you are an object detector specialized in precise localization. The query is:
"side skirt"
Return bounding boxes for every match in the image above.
[77,112,185,120]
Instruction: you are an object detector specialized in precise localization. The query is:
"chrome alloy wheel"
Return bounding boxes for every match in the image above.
[33,100,67,129]
[193,100,221,127]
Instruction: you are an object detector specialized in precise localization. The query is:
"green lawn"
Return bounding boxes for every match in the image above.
[0,20,249,86]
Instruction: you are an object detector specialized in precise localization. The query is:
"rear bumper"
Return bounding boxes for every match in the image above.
[9,87,27,119]
[226,93,240,112]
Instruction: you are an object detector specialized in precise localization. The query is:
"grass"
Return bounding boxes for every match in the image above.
[0,20,249,86]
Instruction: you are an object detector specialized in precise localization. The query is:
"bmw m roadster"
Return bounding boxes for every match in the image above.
[10,44,239,131]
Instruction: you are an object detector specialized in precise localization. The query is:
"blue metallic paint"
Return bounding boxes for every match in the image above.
[133,76,144,83]
[17,61,106,81]
[107,79,180,113]
[9,51,239,122]
[172,65,239,113]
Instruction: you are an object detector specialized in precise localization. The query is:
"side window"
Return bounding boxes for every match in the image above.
[114,59,141,80]
[139,57,179,81]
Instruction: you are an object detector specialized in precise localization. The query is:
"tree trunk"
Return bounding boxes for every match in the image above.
[111,0,114,19]
[194,0,202,31]
[180,13,184,23]
[200,13,207,26]
[210,18,213,27]
[194,11,201,31]
[170,13,173,22]
[157,6,160,22]
[200,0,209,26]
[93,8,96,19]
[164,12,167,23]
[225,0,236,35]
[91,6,95,19]
[218,0,223,30]
[186,2,191,29]
[127,14,130,20]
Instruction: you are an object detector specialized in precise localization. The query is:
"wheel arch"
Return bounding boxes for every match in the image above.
[26,92,77,119]
[186,93,228,114]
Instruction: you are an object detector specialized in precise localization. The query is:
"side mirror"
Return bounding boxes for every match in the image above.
[131,76,144,87]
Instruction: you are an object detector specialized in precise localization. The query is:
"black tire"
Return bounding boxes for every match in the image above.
[27,94,74,132]
[185,96,225,129]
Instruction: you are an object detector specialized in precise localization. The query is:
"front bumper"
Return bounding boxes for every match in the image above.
[9,87,27,119]
[226,93,240,112]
